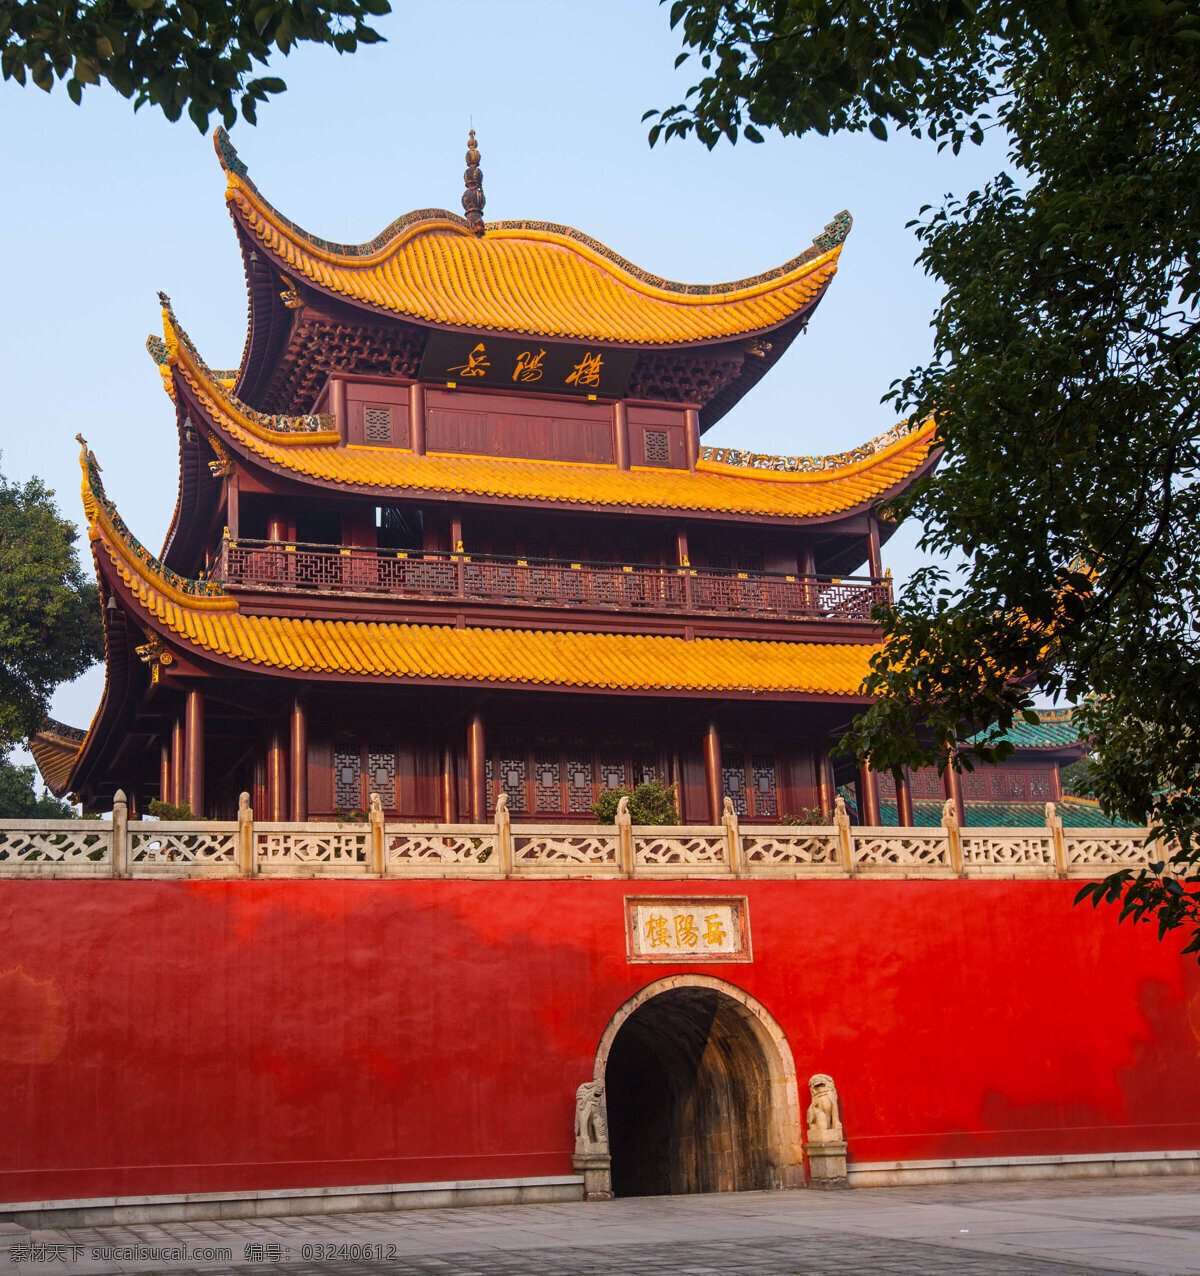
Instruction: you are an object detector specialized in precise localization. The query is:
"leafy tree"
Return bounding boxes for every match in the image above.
[0,755,76,817]
[1,0,390,130]
[594,778,679,825]
[651,2,1200,951]
[0,469,104,755]
[1059,758,1095,798]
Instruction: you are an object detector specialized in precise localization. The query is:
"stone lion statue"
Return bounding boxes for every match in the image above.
[806,1073,843,1142]
[574,1080,608,1153]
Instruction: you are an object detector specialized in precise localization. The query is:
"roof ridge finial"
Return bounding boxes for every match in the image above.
[462,128,485,237]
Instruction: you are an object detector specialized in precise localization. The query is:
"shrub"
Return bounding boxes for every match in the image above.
[777,807,828,826]
[146,798,194,820]
[593,777,678,825]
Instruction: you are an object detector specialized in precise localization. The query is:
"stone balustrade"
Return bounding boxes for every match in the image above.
[0,793,1167,881]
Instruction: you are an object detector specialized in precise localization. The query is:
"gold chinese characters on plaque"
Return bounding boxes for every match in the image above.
[624,896,751,963]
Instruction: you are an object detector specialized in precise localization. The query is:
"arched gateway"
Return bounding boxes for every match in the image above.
[590,976,803,1196]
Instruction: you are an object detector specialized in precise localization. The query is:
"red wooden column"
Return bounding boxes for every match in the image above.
[684,408,701,472]
[800,545,817,610]
[184,688,204,816]
[225,470,239,539]
[702,718,722,825]
[676,523,692,609]
[331,378,348,440]
[266,725,288,822]
[856,760,881,826]
[467,711,487,822]
[409,382,426,455]
[289,696,308,822]
[867,514,883,580]
[440,744,458,823]
[815,749,835,819]
[895,767,915,827]
[612,401,630,471]
[942,753,966,828]
[170,712,185,805]
[159,740,170,804]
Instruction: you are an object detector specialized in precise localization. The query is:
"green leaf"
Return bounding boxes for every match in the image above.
[868,116,888,140]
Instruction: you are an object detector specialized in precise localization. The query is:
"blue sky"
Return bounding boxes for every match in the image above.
[0,0,1000,736]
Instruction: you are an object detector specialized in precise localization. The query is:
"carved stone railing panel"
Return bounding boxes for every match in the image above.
[0,816,1161,880]
[742,828,841,874]
[1064,831,1155,875]
[386,827,499,872]
[255,823,371,873]
[852,829,952,872]
[0,821,111,873]
[961,830,1055,872]
[634,827,730,873]
[512,828,620,871]
[129,822,239,870]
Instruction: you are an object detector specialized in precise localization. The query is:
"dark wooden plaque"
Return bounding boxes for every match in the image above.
[419,332,636,398]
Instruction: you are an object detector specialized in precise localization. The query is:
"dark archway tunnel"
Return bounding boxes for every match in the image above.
[604,986,776,1197]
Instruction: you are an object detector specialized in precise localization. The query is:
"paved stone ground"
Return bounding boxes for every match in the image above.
[3,1179,1200,1276]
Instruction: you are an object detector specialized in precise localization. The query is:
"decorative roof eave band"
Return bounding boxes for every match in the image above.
[78,440,237,614]
[215,129,851,305]
[163,304,939,486]
[158,303,339,448]
[179,371,938,519]
[228,193,843,348]
[87,496,880,698]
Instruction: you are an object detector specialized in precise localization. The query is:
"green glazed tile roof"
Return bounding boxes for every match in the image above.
[875,799,1139,829]
[964,707,1084,751]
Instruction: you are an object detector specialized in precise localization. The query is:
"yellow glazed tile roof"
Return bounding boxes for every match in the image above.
[162,308,938,519]
[216,130,849,347]
[29,724,84,797]
[80,442,876,696]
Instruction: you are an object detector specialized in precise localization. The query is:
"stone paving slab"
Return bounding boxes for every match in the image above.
[2,1180,1199,1276]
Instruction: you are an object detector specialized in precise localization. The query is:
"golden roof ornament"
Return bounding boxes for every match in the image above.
[462,129,485,237]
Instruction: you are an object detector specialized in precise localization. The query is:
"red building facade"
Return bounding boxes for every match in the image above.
[9,135,1198,1222]
[39,129,941,826]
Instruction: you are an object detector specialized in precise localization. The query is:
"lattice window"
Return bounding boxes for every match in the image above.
[599,752,628,792]
[485,756,495,815]
[364,406,392,442]
[334,743,363,810]
[499,746,528,814]
[721,748,748,816]
[750,753,779,819]
[991,770,1028,800]
[1029,771,1051,799]
[632,747,658,787]
[644,429,670,464]
[567,744,595,813]
[738,552,764,574]
[368,748,397,809]
[534,747,562,812]
[964,770,988,801]
[911,768,944,800]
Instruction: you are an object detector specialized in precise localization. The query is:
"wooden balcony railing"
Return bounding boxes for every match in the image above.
[218,540,892,622]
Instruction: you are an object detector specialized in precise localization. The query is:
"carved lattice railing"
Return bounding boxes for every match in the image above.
[219,541,889,623]
[961,830,1056,876]
[128,820,239,874]
[0,797,1167,882]
[254,822,373,875]
[0,820,112,875]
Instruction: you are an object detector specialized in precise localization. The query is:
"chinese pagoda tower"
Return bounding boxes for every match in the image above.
[41,130,938,823]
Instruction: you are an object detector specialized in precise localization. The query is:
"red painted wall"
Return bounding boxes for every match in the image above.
[1,879,1198,1203]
